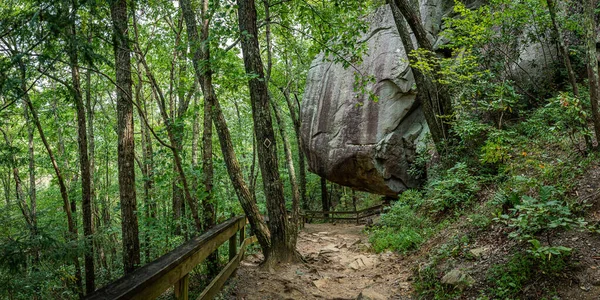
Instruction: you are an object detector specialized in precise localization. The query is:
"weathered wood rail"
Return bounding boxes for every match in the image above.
[85,216,256,300]
[302,204,385,224]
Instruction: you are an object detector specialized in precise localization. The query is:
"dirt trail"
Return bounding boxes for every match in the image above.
[225,223,413,299]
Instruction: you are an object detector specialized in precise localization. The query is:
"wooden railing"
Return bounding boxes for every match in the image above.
[302,204,385,224]
[85,216,256,300]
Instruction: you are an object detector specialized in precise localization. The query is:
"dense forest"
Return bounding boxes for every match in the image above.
[1,0,600,299]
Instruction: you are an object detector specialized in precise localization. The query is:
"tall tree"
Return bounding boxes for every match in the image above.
[109,0,141,274]
[389,0,453,147]
[263,0,300,244]
[24,105,37,237]
[180,0,271,253]
[584,0,600,144]
[66,3,94,292]
[546,0,579,98]
[237,0,296,263]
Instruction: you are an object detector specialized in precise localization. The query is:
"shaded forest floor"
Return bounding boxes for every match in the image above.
[222,223,413,299]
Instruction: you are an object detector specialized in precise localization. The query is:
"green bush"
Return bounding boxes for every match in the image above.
[486,252,567,299]
[495,186,586,243]
[369,192,433,253]
[426,162,480,213]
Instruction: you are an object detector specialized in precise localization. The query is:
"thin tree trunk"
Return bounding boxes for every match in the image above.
[199,13,218,274]
[321,177,329,218]
[547,0,579,97]
[25,105,37,236]
[237,0,296,263]
[263,0,299,242]
[2,171,10,206]
[135,51,202,233]
[22,81,83,298]
[1,129,33,229]
[67,13,95,294]
[180,0,271,253]
[109,0,141,274]
[284,91,307,210]
[585,0,600,144]
[389,0,453,147]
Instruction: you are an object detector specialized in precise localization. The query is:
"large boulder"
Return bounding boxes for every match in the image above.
[300,2,557,196]
[300,5,431,196]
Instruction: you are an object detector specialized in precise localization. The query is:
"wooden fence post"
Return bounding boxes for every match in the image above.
[229,231,237,262]
[174,273,189,300]
[239,224,245,247]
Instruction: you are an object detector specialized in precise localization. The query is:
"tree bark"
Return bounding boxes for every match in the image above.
[263,0,299,245]
[134,59,155,262]
[547,0,579,97]
[1,129,33,230]
[22,86,83,297]
[389,0,453,147]
[67,13,95,293]
[25,105,37,236]
[180,0,271,253]
[238,0,296,263]
[109,0,141,274]
[585,0,600,144]
[321,177,329,218]
[284,91,308,210]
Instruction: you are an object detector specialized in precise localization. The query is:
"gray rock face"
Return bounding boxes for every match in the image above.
[300,5,429,196]
[300,1,554,196]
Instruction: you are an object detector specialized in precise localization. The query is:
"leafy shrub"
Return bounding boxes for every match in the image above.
[369,227,426,254]
[486,253,534,299]
[468,213,492,229]
[496,186,586,243]
[426,162,480,212]
[369,191,433,253]
[486,252,567,299]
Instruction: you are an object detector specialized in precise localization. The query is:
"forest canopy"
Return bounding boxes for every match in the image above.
[1,0,600,299]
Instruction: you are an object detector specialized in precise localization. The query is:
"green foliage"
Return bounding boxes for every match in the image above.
[485,252,567,299]
[467,213,492,229]
[527,239,572,261]
[495,186,587,242]
[426,162,480,213]
[413,264,461,300]
[369,191,433,253]
[486,253,535,299]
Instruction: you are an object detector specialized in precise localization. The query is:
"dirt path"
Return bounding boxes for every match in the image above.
[224,223,413,299]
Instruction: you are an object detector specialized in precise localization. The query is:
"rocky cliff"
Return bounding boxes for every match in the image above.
[300,1,555,196]
[300,4,434,196]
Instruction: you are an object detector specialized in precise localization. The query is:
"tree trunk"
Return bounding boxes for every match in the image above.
[284,91,308,211]
[200,48,218,276]
[67,14,95,294]
[389,0,453,147]
[585,0,600,144]
[237,0,296,263]
[180,0,271,253]
[321,177,329,218]
[109,0,141,274]
[22,87,83,298]
[263,0,299,246]
[2,171,10,206]
[25,105,37,236]
[547,0,579,97]
[1,129,33,230]
[135,59,155,262]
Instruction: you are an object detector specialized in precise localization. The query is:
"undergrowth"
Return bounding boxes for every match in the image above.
[369,87,596,299]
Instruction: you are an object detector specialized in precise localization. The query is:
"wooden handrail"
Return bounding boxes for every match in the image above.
[86,216,254,300]
[301,204,385,225]
[303,204,384,215]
